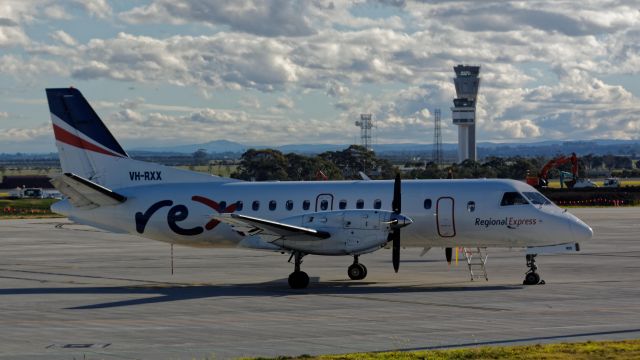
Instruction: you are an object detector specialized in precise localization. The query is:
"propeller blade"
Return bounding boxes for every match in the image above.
[392,230,400,272]
[391,173,401,272]
[445,247,452,264]
[392,173,401,213]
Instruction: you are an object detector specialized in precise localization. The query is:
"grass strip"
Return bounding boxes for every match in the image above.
[243,339,640,360]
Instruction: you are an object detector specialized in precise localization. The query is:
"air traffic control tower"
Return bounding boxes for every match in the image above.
[451,65,480,162]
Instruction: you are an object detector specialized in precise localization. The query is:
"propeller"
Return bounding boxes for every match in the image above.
[390,173,402,272]
[445,247,452,264]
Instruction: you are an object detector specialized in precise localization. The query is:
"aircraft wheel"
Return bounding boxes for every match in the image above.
[360,264,368,279]
[288,271,309,289]
[523,272,540,285]
[348,263,367,280]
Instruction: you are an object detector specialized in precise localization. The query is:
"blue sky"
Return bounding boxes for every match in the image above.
[0,0,639,153]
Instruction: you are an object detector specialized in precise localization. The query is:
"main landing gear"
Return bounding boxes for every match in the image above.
[523,254,545,285]
[347,255,367,280]
[288,251,309,289]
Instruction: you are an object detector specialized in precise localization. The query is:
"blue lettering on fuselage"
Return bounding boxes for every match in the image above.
[129,171,162,181]
[135,200,204,236]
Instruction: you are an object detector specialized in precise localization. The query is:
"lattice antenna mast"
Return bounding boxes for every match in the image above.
[354,114,374,151]
[432,108,443,166]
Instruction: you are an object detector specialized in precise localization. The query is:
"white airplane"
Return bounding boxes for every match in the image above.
[47,88,593,289]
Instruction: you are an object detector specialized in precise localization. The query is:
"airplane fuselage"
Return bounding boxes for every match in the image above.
[45,87,594,287]
[54,178,592,255]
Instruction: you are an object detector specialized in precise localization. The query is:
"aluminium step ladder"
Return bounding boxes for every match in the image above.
[463,247,488,281]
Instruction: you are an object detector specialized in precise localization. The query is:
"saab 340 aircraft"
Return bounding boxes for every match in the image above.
[46,88,593,289]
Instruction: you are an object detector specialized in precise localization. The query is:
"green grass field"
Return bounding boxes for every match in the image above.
[243,339,640,360]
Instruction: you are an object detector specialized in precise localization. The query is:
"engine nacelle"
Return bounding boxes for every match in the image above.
[273,209,410,255]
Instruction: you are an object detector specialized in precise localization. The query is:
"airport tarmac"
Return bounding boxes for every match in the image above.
[0,207,639,359]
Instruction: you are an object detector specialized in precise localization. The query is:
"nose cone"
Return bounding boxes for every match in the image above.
[397,214,413,228]
[571,218,593,242]
[390,214,413,229]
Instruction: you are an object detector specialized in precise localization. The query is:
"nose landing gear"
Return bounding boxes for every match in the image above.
[523,254,545,285]
[347,255,367,280]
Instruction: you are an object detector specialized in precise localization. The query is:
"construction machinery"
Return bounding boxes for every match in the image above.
[527,153,578,188]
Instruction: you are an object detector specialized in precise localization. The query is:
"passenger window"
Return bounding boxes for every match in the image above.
[235,201,243,211]
[467,201,475,212]
[218,201,226,211]
[285,200,293,211]
[303,200,310,210]
[373,199,382,209]
[269,200,277,211]
[500,192,528,206]
[320,199,329,211]
[252,201,260,211]
[356,199,364,209]
[424,199,432,209]
[339,199,347,209]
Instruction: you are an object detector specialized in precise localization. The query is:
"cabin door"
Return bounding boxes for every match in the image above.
[436,197,456,237]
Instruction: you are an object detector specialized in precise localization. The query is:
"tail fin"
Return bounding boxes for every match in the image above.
[46,88,233,189]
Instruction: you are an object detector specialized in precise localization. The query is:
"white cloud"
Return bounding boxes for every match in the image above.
[494,119,541,139]
[0,123,50,141]
[2,0,640,150]
[95,96,354,147]
[121,0,317,37]
[0,1,40,24]
[238,97,261,109]
[50,30,77,46]
[44,4,72,20]
[276,97,294,110]
[0,55,68,78]
[0,24,29,47]
[326,81,349,98]
[73,0,112,18]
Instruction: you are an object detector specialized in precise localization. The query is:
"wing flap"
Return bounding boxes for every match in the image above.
[50,173,127,208]
[213,213,330,241]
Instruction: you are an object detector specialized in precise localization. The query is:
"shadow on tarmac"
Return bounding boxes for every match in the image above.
[0,280,521,310]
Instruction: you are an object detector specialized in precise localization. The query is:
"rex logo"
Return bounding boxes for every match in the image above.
[135,195,237,236]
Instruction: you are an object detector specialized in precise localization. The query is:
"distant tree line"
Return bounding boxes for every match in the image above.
[232,148,639,181]
[232,145,395,181]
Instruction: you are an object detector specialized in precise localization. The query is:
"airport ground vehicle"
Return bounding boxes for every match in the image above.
[573,179,598,189]
[603,178,620,188]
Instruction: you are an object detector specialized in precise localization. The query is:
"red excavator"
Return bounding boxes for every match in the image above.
[526,153,578,188]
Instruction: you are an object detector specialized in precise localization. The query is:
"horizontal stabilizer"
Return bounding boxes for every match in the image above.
[51,173,127,208]
[212,213,330,241]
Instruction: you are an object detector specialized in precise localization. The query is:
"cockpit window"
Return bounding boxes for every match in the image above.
[523,192,552,205]
[500,192,529,206]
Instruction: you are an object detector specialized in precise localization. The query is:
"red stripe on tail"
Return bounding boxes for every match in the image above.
[53,124,121,157]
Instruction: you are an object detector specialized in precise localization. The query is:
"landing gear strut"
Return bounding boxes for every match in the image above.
[347,255,367,280]
[288,251,309,289]
[523,254,545,285]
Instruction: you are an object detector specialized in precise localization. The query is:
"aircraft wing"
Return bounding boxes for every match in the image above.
[213,213,330,241]
[50,173,127,208]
